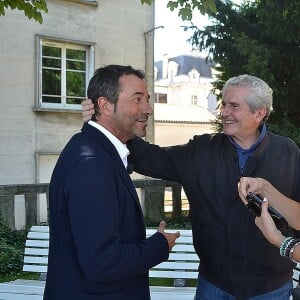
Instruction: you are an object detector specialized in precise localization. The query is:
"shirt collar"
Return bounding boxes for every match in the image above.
[88,120,130,168]
[228,123,267,151]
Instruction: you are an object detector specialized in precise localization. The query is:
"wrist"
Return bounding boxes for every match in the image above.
[273,234,285,248]
[279,237,300,262]
[260,178,269,197]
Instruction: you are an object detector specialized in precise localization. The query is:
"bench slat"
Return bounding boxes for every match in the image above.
[25,240,49,248]
[27,232,49,240]
[149,270,198,279]
[23,265,48,273]
[24,248,49,256]
[168,253,199,261]
[0,293,42,300]
[172,244,195,252]
[30,226,49,233]
[0,282,44,294]
[153,261,199,270]
[23,256,48,264]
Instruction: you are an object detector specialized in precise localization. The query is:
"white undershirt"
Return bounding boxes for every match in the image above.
[88,120,130,168]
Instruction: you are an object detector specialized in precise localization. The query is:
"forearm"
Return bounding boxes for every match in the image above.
[128,137,182,182]
[262,180,300,230]
[291,244,300,262]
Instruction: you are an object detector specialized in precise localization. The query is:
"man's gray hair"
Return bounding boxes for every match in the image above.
[222,74,273,121]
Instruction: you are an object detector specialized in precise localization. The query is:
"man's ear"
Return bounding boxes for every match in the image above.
[256,107,267,122]
[97,97,113,116]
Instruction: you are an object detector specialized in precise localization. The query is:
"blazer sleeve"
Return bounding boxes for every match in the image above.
[65,155,169,282]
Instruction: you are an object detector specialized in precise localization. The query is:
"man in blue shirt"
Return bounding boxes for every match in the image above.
[82,74,300,299]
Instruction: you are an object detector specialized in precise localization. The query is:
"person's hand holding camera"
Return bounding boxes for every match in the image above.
[255,197,285,247]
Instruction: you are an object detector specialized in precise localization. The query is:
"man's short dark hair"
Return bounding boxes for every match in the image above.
[87,65,145,120]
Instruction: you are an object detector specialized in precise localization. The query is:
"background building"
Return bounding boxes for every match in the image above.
[154,53,218,146]
[0,0,155,185]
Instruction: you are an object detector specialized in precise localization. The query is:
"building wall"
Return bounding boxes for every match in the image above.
[0,0,154,184]
[155,122,214,146]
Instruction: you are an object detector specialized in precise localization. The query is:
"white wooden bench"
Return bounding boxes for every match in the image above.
[0,226,198,300]
[0,226,48,300]
[147,228,198,299]
[1,225,300,300]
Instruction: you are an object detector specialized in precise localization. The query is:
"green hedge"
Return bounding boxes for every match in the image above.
[0,219,27,276]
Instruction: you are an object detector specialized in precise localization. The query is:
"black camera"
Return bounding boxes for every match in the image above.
[245,192,290,235]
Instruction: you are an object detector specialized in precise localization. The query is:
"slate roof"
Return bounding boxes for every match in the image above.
[155,54,213,80]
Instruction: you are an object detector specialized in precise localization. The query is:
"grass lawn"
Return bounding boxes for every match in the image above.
[1,273,197,288]
[150,277,197,287]
[0,272,39,283]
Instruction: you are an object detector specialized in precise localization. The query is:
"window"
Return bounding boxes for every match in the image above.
[37,37,94,110]
[188,69,200,83]
[155,93,167,103]
[191,95,198,106]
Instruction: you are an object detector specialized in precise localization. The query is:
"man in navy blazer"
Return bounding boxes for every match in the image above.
[44,65,179,300]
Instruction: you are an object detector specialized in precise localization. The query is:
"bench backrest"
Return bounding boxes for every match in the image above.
[146,229,198,280]
[23,226,198,280]
[23,226,49,273]
[22,226,300,287]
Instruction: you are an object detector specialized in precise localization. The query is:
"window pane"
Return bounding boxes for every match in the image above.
[43,45,61,57]
[66,60,86,70]
[42,69,61,96]
[155,93,167,103]
[66,49,85,60]
[66,49,86,71]
[43,57,61,68]
[42,45,62,104]
[66,71,85,97]
[66,97,85,105]
[42,96,61,103]
[42,46,61,68]
[66,48,86,105]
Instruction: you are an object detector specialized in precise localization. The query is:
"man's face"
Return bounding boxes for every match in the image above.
[107,74,153,143]
[220,86,266,147]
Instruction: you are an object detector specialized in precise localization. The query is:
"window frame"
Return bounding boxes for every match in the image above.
[36,35,95,111]
[191,94,198,106]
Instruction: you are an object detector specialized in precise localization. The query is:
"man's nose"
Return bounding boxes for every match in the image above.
[143,101,153,116]
[220,106,230,117]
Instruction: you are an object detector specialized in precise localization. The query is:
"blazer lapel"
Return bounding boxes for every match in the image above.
[81,123,144,217]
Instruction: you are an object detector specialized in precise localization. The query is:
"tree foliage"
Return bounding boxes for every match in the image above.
[187,0,300,134]
[0,0,214,24]
[0,0,48,24]
[141,0,216,19]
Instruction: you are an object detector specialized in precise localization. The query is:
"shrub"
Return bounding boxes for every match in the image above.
[0,219,27,276]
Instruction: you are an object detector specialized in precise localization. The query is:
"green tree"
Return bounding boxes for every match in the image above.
[141,0,216,19]
[1,0,215,24]
[0,0,48,24]
[187,0,300,136]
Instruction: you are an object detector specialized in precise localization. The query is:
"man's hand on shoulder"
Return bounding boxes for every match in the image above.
[82,99,95,122]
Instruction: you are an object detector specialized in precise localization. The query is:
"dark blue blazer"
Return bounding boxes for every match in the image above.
[44,123,169,300]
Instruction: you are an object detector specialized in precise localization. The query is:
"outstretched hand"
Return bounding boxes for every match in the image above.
[81,99,95,123]
[157,220,180,251]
